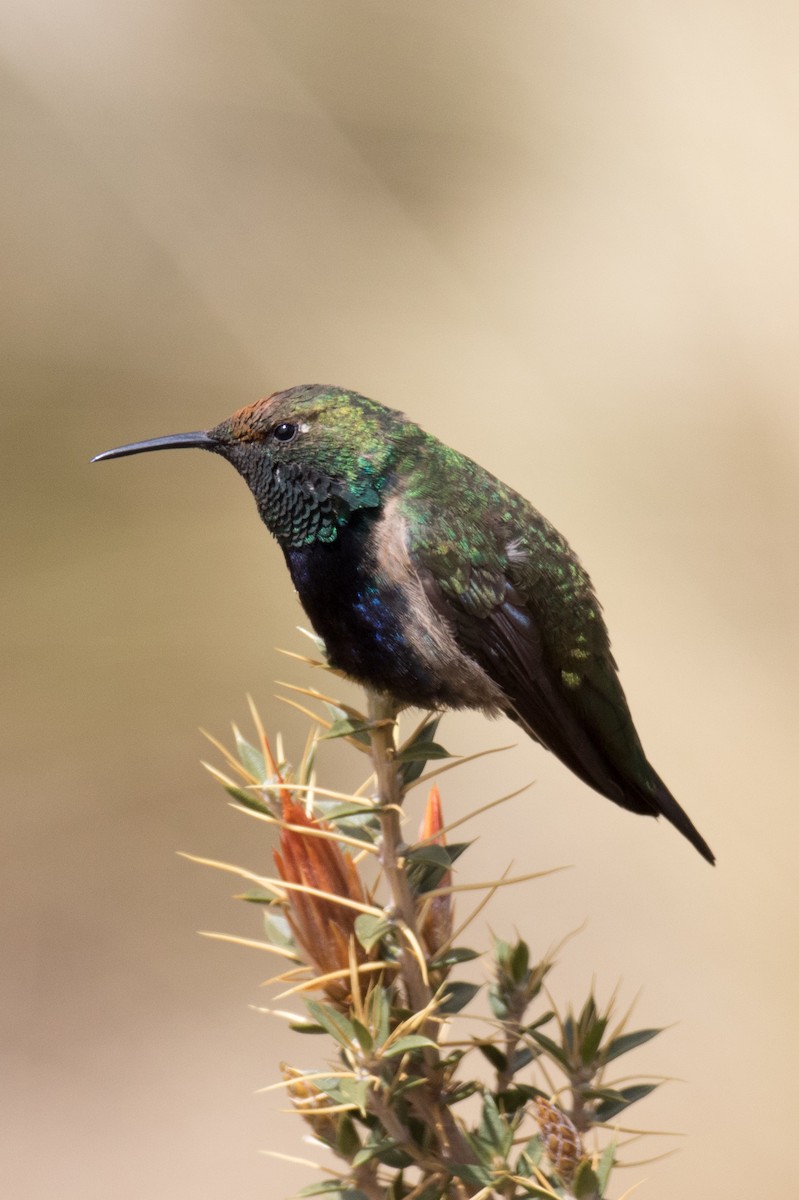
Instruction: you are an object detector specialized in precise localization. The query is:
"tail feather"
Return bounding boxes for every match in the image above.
[645,772,715,865]
[509,701,715,864]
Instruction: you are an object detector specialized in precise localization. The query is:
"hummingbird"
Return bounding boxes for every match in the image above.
[93,384,714,863]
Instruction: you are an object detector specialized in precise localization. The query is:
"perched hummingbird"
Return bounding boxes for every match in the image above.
[94,385,714,863]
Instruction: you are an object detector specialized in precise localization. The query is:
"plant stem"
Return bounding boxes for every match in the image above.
[366,689,431,1015]
[365,690,477,1183]
[351,1160,386,1200]
[496,1023,522,1097]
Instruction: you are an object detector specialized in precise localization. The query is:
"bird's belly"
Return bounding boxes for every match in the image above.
[284,538,500,711]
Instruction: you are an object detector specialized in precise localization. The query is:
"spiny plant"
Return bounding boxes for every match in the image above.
[190,638,675,1200]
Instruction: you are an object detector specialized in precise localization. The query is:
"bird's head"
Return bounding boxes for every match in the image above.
[93,385,405,547]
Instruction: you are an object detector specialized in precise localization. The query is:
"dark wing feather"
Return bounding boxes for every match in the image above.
[408,494,714,863]
[423,569,645,804]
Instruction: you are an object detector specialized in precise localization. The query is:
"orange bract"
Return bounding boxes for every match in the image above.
[418,783,453,957]
[273,796,371,1005]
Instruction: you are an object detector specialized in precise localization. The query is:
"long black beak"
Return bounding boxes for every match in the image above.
[91,431,217,463]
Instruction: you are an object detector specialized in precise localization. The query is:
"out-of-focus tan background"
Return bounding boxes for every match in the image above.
[2,2,797,1197]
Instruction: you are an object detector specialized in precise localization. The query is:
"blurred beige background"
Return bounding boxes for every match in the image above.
[2,2,797,1197]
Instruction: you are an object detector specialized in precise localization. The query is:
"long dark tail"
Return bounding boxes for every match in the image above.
[508,686,715,864]
[635,770,715,864]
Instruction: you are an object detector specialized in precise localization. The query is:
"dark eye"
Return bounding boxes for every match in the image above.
[273,422,297,443]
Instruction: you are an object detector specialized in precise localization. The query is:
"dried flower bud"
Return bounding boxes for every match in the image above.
[535,1096,583,1184]
[274,798,370,1005]
[281,1063,339,1146]
[417,783,453,957]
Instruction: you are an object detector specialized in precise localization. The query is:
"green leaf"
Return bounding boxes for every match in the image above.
[526,1029,571,1071]
[393,741,452,764]
[488,986,509,1021]
[510,939,530,982]
[400,716,440,747]
[397,717,442,785]
[406,841,472,894]
[322,718,372,745]
[305,1000,357,1049]
[445,1080,480,1105]
[382,1035,438,1059]
[263,908,295,950]
[581,1086,618,1102]
[449,1163,493,1189]
[354,913,392,953]
[313,1076,351,1103]
[335,1115,360,1159]
[238,889,276,904]
[438,981,481,1014]
[573,1158,600,1198]
[492,936,511,964]
[337,1077,369,1114]
[440,1047,466,1068]
[603,1027,663,1063]
[504,1082,546,1104]
[377,1146,414,1171]
[294,1180,346,1198]
[519,1133,545,1162]
[288,1020,326,1034]
[351,1138,398,1167]
[578,992,598,1030]
[593,1082,658,1123]
[391,1074,429,1097]
[333,821,378,847]
[350,1019,373,1054]
[510,1045,535,1074]
[233,729,265,781]
[428,946,480,970]
[477,1042,507,1071]
[405,843,453,869]
[580,1015,608,1065]
[311,1076,367,1114]
[563,1013,576,1057]
[478,1093,512,1157]
[439,841,471,866]
[524,1010,556,1032]
[366,986,390,1049]
[405,860,449,895]
[323,700,368,726]
[595,1140,616,1192]
[497,1084,542,1113]
[226,786,271,811]
[322,802,378,822]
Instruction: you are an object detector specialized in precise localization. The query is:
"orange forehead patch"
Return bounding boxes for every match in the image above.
[224,393,284,441]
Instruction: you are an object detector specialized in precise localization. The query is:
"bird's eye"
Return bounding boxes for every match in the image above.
[273,422,298,443]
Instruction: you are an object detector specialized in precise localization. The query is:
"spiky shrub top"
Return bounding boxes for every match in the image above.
[204,678,670,1200]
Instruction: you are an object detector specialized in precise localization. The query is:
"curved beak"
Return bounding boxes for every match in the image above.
[91,431,217,463]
